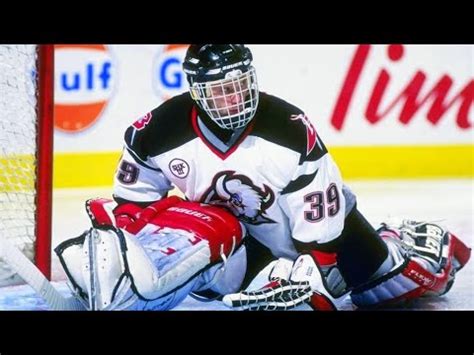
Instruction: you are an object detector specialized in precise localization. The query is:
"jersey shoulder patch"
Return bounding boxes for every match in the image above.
[252,93,327,162]
[124,93,197,160]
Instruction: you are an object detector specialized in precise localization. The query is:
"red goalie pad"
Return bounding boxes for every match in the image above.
[86,196,245,263]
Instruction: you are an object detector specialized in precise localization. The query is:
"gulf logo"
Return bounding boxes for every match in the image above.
[152,44,189,101]
[54,44,116,133]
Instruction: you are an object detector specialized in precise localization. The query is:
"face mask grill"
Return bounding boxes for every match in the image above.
[190,67,259,130]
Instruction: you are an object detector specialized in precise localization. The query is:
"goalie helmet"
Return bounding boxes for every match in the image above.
[182,44,259,130]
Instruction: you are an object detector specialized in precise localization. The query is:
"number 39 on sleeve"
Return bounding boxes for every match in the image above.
[303,183,340,223]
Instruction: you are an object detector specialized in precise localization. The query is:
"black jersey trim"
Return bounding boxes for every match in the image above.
[300,135,328,165]
[250,93,328,164]
[112,196,165,208]
[126,93,198,159]
[281,169,319,195]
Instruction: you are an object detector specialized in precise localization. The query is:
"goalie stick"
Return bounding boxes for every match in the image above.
[0,233,85,310]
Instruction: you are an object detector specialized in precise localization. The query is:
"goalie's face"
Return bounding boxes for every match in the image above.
[190,67,259,130]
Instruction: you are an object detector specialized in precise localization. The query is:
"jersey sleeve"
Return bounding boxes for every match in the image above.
[113,113,173,203]
[277,120,347,247]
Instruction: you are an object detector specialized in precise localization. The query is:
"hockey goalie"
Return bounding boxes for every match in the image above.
[56,194,471,311]
[55,196,248,310]
[56,43,471,310]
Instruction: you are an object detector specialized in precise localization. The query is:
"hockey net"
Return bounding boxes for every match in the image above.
[0,45,54,286]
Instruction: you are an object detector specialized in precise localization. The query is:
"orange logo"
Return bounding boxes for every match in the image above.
[54,44,115,133]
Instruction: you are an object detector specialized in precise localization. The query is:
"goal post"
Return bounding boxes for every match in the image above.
[35,45,54,281]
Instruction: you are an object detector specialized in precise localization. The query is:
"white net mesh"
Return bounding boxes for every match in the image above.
[0,45,39,286]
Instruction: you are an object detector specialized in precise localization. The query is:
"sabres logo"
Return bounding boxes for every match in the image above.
[201,171,276,225]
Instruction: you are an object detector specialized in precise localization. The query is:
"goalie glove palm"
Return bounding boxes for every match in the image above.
[222,278,312,311]
[222,255,340,311]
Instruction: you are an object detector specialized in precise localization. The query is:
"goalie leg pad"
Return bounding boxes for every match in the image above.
[56,226,159,310]
[351,257,433,307]
[55,227,140,310]
[56,225,241,310]
[57,226,216,309]
[193,244,248,296]
[351,223,471,308]
[58,199,247,310]
[132,227,215,299]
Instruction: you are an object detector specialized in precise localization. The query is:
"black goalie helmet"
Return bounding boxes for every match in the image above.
[182,44,259,130]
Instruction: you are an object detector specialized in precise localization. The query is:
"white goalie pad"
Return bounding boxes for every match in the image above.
[56,227,143,310]
[193,243,248,296]
[56,225,217,310]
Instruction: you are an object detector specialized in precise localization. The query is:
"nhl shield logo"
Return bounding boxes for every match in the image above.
[169,158,190,178]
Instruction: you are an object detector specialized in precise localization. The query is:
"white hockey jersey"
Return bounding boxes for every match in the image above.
[113,92,356,260]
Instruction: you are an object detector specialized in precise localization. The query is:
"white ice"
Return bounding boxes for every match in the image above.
[0,178,472,310]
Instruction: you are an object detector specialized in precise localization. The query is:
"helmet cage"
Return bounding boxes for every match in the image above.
[190,67,259,130]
